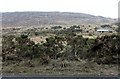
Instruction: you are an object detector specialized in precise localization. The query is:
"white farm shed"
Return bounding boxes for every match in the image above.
[97,28,113,33]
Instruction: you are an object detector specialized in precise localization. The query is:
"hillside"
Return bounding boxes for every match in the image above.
[2,12,116,27]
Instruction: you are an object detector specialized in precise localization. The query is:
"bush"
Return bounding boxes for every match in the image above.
[2,33,119,65]
[88,34,120,64]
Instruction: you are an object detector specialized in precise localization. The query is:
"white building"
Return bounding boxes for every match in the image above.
[97,28,113,33]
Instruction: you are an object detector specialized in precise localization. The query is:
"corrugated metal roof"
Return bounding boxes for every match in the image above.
[97,28,112,32]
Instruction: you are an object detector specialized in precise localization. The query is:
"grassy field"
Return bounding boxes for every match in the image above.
[2,59,118,76]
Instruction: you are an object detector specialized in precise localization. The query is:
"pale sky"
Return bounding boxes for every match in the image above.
[0,0,119,18]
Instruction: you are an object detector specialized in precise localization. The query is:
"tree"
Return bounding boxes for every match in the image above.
[2,34,38,61]
[51,26,62,29]
[65,34,90,59]
[88,34,120,64]
[43,36,65,59]
[2,35,16,61]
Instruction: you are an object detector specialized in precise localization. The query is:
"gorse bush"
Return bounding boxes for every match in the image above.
[3,34,37,61]
[2,34,120,64]
[88,34,120,64]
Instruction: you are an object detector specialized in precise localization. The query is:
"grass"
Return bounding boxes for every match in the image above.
[82,35,97,39]
[2,59,118,76]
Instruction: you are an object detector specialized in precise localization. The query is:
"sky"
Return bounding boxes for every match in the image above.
[0,0,119,18]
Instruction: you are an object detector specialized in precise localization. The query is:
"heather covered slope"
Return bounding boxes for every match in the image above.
[2,12,116,27]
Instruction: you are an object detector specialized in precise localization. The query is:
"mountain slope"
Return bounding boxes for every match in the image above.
[2,12,116,27]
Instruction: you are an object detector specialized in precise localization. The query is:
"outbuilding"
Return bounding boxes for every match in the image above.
[97,28,113,33]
